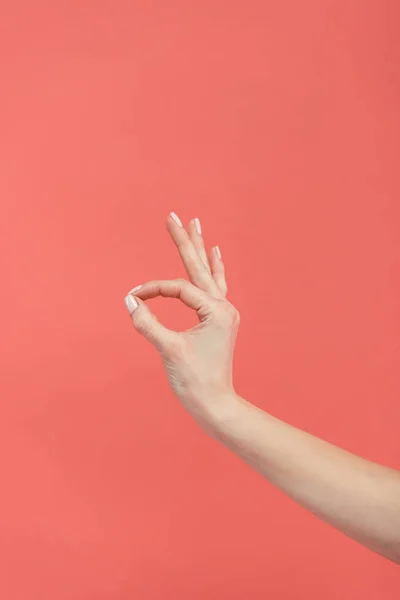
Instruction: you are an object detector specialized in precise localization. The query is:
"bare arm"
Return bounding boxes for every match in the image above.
[213,393,400,564]
[124,213,400,564]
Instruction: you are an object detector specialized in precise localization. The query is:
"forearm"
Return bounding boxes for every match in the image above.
[210,393,400,563]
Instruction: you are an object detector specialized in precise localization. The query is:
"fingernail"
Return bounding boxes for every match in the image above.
[216,246,222,259]
[170,212,183,227]
[128,284,143,294]
[124,294,138,314]
[194,217,202,235]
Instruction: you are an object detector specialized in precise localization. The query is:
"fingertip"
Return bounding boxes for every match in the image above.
[124,294,139,316]
[169,211,183,227]
[128,284,143,295]
[193,217,202,235]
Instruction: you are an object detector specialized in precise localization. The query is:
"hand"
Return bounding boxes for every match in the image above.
[124,213,240,428]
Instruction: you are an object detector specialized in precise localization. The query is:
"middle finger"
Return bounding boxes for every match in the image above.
[188,217,211,273]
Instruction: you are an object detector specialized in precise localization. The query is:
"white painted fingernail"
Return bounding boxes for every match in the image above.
[124,294,138,314]
[216,246,222,259]
[194,217,202,235]
[128,284,143,294]
[170,212,183,227]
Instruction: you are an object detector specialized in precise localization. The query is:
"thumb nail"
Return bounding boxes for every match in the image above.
[124,294,139,315]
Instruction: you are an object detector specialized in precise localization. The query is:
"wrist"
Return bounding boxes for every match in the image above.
[196,390,247,437]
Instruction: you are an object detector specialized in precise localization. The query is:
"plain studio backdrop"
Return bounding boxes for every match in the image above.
[0,1,399,598]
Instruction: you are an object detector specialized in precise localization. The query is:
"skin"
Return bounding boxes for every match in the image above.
[124,213,400,565]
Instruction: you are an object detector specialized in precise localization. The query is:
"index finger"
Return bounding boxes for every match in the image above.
[128,279,214,320]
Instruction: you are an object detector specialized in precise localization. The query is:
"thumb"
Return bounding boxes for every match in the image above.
[124,294,172,352]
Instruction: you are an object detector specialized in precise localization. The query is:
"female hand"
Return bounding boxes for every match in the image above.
[124,213,240,429]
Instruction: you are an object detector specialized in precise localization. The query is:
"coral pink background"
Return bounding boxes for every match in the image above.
[0,1,399,598]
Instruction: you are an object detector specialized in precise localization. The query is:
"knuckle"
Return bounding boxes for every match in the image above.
[230,306,241,326]
[216,302,240,327]
[133,315,151,336]
[174,278,188,292]
[134,312,158,337]
[185,255,199,272]
[177,238,190,253]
